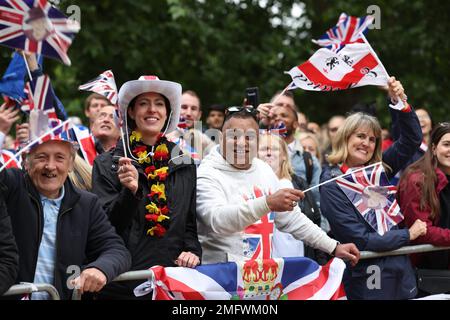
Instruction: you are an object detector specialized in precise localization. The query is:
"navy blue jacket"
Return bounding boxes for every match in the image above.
[0,169,131,300]
[320,108,422,300]
[389,107,426,184]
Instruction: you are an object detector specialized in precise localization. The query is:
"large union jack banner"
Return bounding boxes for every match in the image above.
[314,13,374,53]
[336,163,404,236]
[134,257,347,300]
[0,0,80,65]
[79,70,118,105]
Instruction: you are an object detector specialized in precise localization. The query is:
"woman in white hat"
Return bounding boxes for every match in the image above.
[92,76,202,299]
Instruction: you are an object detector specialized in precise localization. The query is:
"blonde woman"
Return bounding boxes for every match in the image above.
[68,154,93,191]
[298,132,322,164]
[259,133,327,263]
[319,77,427,299]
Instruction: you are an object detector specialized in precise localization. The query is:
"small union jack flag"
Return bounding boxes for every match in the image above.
[336,163,404,236]
[268,122,288,137]
[28,118,72,150]
[0,149,21,169]
[71,125,97,166]
[21,74,57,119]
[313,13,374,53]
[0,0,80,65]
[177,116,188,130]
[79,70,118,105]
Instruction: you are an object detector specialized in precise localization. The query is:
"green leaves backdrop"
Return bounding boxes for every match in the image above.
[1,0,448,126]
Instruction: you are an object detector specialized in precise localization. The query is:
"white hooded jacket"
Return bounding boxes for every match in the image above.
[197,145,337,264]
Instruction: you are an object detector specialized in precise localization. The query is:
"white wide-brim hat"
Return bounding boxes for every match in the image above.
[118,76,182,134]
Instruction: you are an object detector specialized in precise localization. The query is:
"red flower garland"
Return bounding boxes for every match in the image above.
[130,133,171,237]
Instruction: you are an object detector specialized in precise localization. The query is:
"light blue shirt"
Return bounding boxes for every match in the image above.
[288,139,331,233]
[31,187,65,300]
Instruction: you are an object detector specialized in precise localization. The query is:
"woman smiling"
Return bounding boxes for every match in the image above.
[399,123,450,271]
[92,76,201,299]
[319,77,426,300]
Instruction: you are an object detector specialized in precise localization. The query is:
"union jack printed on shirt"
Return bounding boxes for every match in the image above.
[243,186,274,260]
[79,70,118,105]
[336,163,404,236]
[21,74,57,119]
[0,0,80,65]
[314,13,374,53]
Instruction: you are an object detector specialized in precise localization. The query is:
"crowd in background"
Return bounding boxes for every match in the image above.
[0,56,449,300]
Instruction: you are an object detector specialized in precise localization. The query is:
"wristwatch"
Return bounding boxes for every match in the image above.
[331,242,340,256]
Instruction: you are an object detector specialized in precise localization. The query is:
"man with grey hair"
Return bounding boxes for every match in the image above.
[0,133,131,300]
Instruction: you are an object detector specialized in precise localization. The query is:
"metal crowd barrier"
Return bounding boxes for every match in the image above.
[16,244,450,300]
[71,270,155,300]
[3,283,60,300]
[360,244,450,260]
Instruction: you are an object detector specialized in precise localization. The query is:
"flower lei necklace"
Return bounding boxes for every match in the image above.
[130,130,170,237]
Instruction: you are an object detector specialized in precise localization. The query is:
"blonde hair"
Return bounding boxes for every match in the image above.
[327,112,382,166]
[69,155,93,191]
[298,132,322,163]
[259,133,294,180]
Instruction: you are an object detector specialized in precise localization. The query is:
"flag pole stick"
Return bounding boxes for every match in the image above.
[0,120,71,173]
[120,126,128,159]
[21,51,33,81]
[302,162,382,194]
[119,109,128,159]
[271,81,294,105]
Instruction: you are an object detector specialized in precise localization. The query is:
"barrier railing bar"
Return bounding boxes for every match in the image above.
[361,244,450,260]
[3,283,60,300]
[113,270,154,282]
[71,270,155,300]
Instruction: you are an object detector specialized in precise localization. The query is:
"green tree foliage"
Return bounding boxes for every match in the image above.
[0,0,448,125]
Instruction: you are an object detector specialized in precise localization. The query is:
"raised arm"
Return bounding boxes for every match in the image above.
[382,77,422,176]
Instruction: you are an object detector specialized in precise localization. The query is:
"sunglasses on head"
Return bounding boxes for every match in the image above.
[225,106,259,120]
